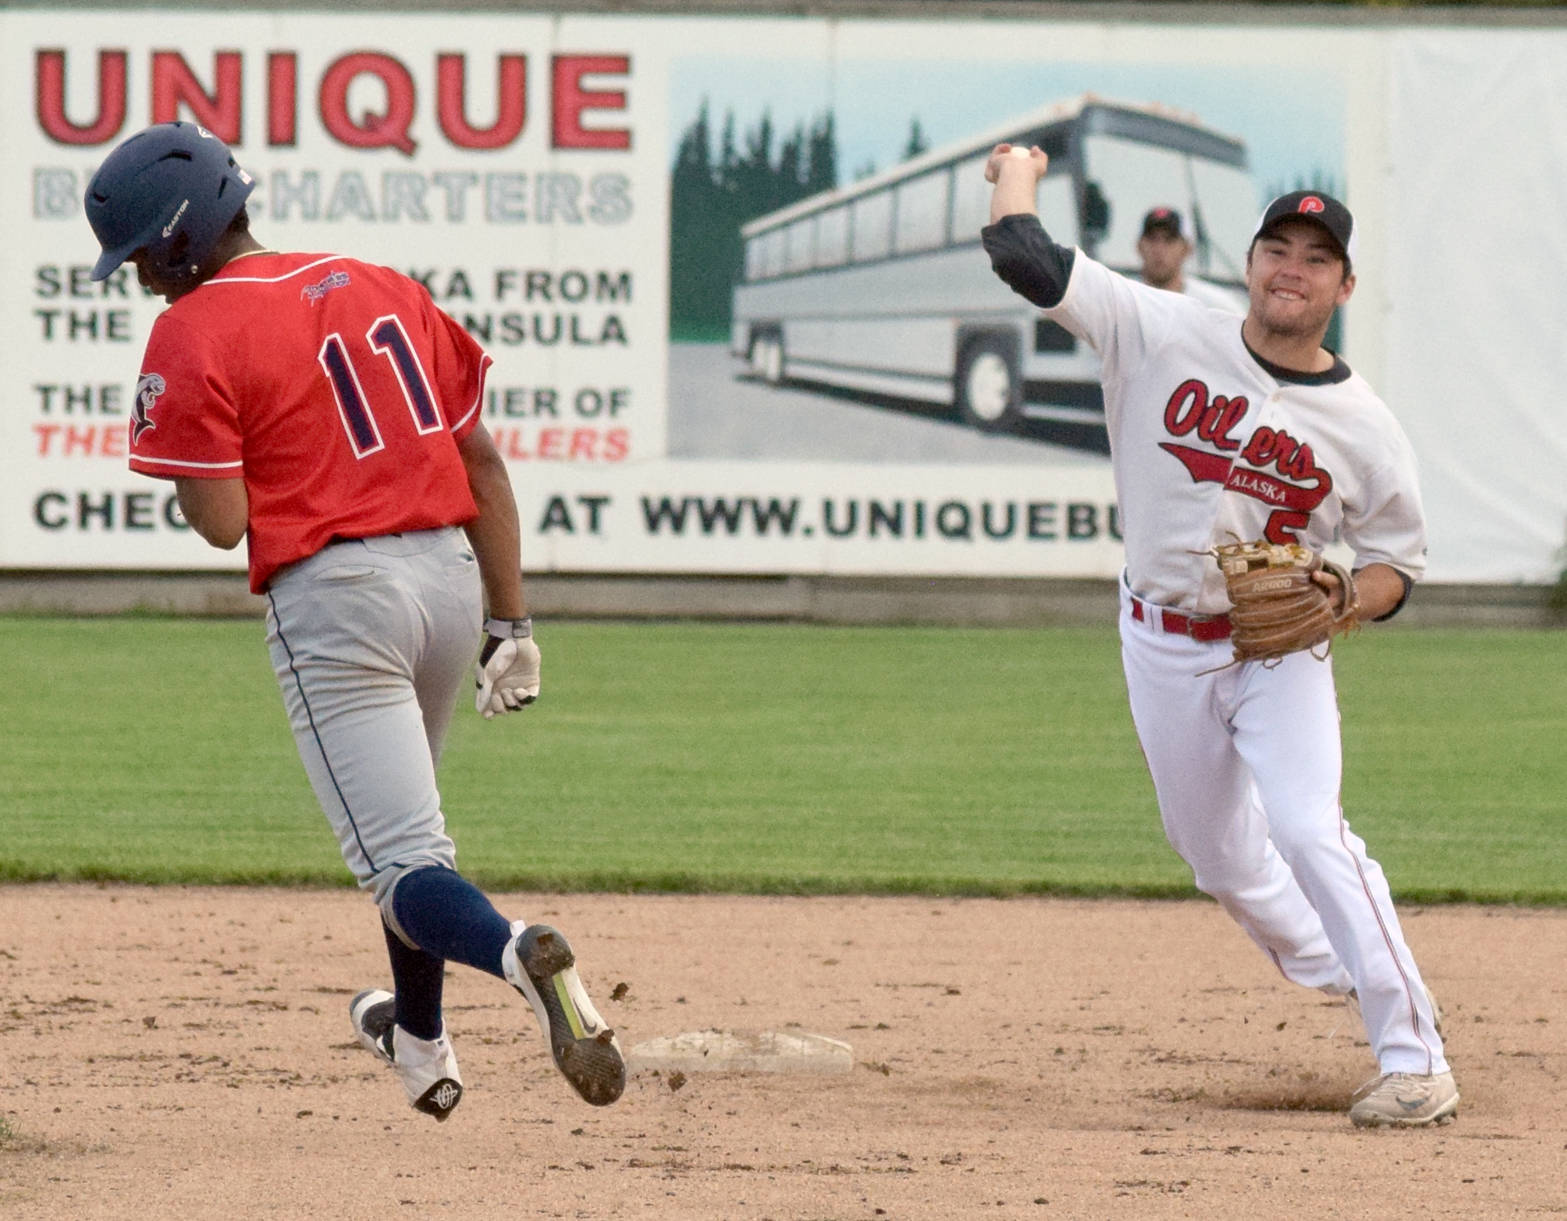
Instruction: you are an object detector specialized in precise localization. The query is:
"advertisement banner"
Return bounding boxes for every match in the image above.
[5,12,662,574]
[13,11,1553,583]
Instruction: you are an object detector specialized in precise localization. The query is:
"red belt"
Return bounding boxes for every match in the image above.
[1130,596,1232,642]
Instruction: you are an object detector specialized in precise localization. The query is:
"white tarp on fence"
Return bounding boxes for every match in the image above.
[1386,31,1567,584]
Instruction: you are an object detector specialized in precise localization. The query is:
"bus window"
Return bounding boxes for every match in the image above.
[951,152,999,243]
[894,170,951,255]
[757,228,786,279]
[1079,131,1254,279]
[951,150,1074,245]
[785,216,814,274]
[1039,175,1079,246]
[851,191,893,262]
[1187,159,1257,283]
[817,205,850,268]
[1082,134,1188,269]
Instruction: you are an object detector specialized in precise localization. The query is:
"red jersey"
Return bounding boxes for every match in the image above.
[128,252,492,592]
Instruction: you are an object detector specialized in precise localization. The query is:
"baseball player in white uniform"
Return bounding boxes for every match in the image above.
[982,144,1457,1127]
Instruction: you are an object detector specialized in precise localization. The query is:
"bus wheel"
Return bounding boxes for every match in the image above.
[956,335,1020,431]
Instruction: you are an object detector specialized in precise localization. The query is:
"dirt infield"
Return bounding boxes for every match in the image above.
[2,885,1563,1220]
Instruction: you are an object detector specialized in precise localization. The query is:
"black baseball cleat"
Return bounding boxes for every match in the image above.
[502,923,626,1106]
[349,988,464,1121]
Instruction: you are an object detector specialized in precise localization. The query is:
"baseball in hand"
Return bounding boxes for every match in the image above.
[1009,145,1033,160]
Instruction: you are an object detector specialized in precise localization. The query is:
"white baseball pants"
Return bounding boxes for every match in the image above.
[1118,579,1448,1076]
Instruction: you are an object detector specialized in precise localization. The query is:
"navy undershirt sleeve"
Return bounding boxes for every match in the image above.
[980,213,1076,308]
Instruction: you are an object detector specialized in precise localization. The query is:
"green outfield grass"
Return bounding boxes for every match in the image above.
[2,615,1562,903]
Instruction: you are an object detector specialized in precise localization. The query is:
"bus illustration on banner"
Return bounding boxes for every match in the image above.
[731,95,1258,453]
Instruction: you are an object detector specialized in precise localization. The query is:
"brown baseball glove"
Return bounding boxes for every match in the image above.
[1209,539,1360,666]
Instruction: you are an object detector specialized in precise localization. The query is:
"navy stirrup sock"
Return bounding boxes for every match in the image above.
[390,865,513,980]
[381,920,445,1041]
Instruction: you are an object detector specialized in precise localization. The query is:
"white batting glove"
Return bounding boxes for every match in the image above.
[475,616,540,719]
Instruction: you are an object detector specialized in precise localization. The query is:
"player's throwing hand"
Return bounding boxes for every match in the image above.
[476,616,541,718]
[984,143,1047,184]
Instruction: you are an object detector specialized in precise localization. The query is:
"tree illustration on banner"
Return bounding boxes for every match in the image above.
[669,100,839,341]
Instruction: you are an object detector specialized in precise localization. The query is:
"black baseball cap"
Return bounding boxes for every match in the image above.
[1140,206,1187,240]
[1252,190,1355,266]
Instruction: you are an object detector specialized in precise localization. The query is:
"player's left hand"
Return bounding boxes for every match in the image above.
[475,617,541,718]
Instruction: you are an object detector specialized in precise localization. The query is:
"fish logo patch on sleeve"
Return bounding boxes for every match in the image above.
[131,372,167,442]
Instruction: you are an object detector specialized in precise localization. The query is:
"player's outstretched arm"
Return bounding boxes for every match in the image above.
[173,476,247,550]
[981,144,1073,310]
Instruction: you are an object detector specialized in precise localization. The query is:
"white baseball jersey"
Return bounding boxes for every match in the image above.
[1051,253,1426,614]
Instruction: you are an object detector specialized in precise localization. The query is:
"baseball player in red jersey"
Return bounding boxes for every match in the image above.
[87,122,624,1120]
[982,145,1457,1128]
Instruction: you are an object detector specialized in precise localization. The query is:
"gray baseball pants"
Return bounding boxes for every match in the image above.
[264,527,481,935]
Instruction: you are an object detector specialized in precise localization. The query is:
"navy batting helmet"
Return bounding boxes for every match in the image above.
[85,121,255,285]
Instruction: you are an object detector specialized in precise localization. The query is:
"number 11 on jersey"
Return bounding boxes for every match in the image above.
[318,314,443,459]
